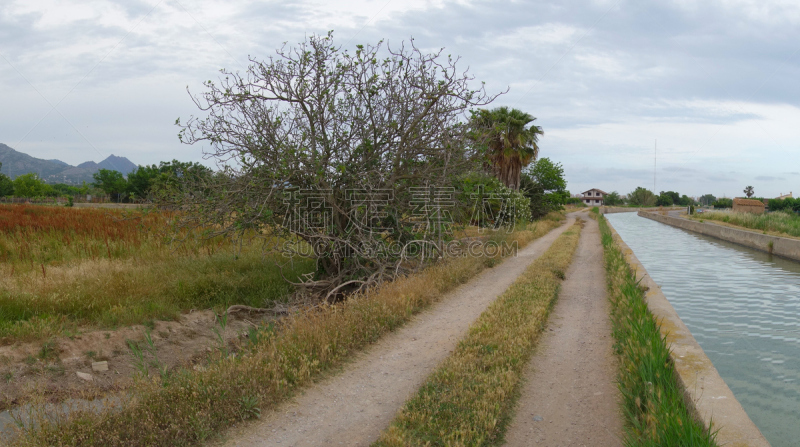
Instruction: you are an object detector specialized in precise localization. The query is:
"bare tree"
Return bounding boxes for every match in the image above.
[173,32,499,299]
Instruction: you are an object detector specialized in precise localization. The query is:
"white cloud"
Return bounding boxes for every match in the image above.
[3,0,800,199]
[488,23,583,49]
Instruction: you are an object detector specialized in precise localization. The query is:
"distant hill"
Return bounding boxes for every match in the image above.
[0,143,138,184]
[98,155,137,174]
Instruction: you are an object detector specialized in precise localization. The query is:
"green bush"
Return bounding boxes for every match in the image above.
[451,172,530,228]
[712,198,732,209]
[604,191,624,206]
[628,187,656,207]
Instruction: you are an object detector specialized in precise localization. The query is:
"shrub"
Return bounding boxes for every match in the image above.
[712,198,732,209]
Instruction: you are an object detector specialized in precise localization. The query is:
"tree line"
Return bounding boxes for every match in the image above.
[0,160,212,202]
[578,187,726,208]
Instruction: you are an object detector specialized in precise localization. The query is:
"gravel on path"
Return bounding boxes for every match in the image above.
[216,217,576,447]
[503,215,623,447]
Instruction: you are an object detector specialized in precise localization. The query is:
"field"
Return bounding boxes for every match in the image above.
[5,207,566,446]
[689,210,800,239]
[0,204,314,343]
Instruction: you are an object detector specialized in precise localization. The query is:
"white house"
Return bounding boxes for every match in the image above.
[581,189,607,206]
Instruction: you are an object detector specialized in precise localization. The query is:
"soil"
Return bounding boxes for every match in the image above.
[0,309,278,415]
[213,216,576,447]
[502,214,623,446]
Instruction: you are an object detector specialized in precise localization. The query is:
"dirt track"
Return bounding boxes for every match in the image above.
[503,214,623,446]
[217,217,576,447]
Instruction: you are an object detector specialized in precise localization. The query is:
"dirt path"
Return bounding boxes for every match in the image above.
[216,217,576,447]
[503,215,623,447]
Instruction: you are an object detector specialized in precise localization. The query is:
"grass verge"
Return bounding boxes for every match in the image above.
[688,210,800,239]
[373,220,583,447]
[598,215,717,446]
[9,216,565,446]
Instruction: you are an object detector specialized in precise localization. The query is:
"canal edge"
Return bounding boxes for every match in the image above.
[638,209,800,262]
[604,217,770,447]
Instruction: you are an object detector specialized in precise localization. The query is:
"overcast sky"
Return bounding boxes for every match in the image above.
[2,0,800,198]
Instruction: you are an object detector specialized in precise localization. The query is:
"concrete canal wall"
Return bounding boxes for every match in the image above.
[605,218,770,447]
[638,210,800,262]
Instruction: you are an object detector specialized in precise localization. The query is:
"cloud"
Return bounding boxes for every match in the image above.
[3,0,800,199]
[755,175,786,181]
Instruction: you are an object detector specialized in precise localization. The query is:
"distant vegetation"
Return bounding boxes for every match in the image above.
[604,191,623,206]
[606,187,697,207]
[627,187,656,207]
[768,197,800,213]
[0,160,211,202]
[712,198,733,208]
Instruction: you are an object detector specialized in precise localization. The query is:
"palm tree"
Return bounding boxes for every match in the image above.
[744,185,754,198]
[470,107,543,190]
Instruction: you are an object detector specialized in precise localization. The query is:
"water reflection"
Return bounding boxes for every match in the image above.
[606,212,800,447]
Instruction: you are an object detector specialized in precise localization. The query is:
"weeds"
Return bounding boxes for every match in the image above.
[37,340,57,361]
[0,205,315,344]
[598,215,717,446]
[212,312,229,357]
[374,221,583,446]
[238,395,261,420]
[126,330,169,382]
[10,215,565,447]
[126,339,148,378]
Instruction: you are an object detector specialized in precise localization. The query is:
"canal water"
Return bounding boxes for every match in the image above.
[606,212,800,447]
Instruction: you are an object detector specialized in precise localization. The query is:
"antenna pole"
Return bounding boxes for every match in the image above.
[654,139,657,193]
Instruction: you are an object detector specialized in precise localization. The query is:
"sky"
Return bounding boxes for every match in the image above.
[2,0,800,198]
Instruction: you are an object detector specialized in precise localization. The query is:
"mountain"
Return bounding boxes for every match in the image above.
[0,143,69,179]
[98,155,137,174]
[0,143,138,184]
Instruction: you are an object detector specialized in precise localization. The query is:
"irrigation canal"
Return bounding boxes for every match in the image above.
[607,212,800,447]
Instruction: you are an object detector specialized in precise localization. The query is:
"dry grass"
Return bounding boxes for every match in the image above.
[0,205,316,343]
[373,220,583,447]
[9,215,565,446]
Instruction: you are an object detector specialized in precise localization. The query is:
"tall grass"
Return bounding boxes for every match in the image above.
[9,215,565,447]
[373,221,583,446]
[0,205,166,270]
[692,210,800,238]
[598,215,716,446]
[0,204,315,343]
